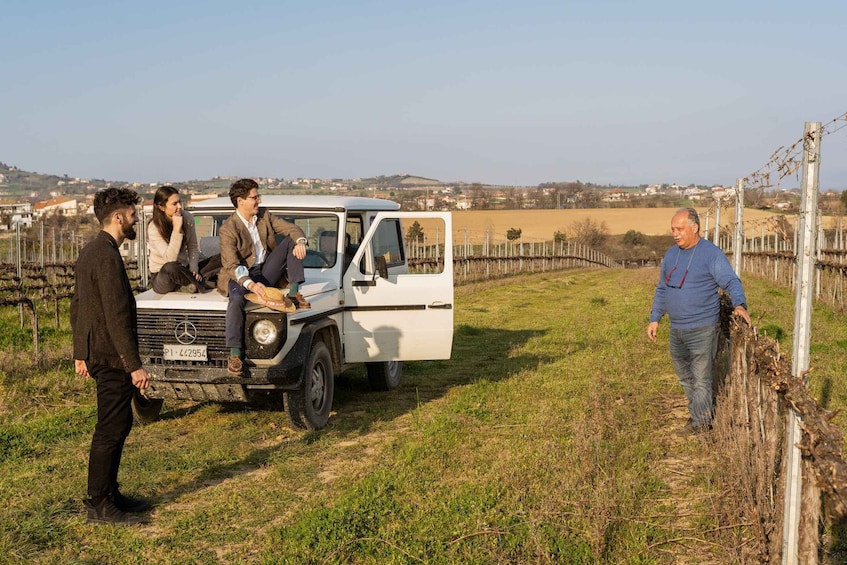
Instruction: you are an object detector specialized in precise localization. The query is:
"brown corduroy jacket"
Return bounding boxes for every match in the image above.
[217,208,305,295]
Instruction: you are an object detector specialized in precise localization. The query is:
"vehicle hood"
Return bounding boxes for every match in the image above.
[135,280,338,311]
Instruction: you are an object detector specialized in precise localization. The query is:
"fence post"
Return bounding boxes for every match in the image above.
[816,209,823,299]
[16,222,23,328]
[713,196,721,243]
[139,210,148,289]
[783,121,821,565]
[733,179,744,275]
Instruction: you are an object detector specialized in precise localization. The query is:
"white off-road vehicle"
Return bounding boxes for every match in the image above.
[133,196,453,430]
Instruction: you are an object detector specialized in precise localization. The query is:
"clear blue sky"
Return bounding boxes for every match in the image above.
[2,0,846,188]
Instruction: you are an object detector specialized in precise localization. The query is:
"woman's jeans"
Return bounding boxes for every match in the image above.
[668,323,719,429]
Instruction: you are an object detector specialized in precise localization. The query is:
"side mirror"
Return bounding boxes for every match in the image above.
[375,255,389,280]
[352,255,390,288]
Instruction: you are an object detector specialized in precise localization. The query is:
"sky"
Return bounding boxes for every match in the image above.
[2,0,847,189]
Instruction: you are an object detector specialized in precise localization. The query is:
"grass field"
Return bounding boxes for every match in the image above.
[1,269,846,562]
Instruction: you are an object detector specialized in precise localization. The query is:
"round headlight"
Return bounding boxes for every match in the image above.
[252,319,278,345]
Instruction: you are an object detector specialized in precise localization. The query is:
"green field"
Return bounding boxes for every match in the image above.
[1,269,845,563]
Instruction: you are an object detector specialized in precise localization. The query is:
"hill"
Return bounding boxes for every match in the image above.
[351,174,443,189]
[0,162,103,199]
[0,163,448,201]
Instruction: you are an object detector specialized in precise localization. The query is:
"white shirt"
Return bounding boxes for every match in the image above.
[236,210,265,289]
[237,210,266,265]
[234,210,307,290]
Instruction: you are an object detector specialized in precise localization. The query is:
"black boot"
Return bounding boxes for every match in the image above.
[112,489,151,513]
[84,497,146,525]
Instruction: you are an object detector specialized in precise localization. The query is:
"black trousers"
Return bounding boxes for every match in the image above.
[151,261,196,294]
[87,364,135,501]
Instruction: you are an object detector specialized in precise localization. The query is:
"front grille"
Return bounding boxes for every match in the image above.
[138,309,229,366]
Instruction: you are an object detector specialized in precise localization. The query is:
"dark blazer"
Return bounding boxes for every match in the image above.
[71,231,142,373]
[217,208,305,294]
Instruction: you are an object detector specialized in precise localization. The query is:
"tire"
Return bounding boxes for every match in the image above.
[284,341,334,430]
[131,390,163,425]
[366,361,403,391]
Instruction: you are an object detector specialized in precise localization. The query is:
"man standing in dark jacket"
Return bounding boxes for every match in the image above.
[71,187,151,525]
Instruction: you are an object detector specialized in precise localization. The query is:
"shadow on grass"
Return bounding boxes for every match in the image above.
[187,326,548,438]
[145,326,545,501]
[826,518,847,563]
[330,326,547,434]
[152,443,283,506]
[821,377,833,410]
[156,403,210,422]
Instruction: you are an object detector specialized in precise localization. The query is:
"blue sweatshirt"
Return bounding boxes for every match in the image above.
[649,238,748,329]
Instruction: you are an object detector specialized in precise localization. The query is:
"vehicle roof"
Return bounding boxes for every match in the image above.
[188,195,401,212]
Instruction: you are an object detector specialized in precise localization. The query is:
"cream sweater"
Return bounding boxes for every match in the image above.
[147,210,200,274]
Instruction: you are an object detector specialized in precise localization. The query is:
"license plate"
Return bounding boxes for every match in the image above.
[163,344,208,361]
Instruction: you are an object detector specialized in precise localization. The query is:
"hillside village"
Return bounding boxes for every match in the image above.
[0,161,832,232]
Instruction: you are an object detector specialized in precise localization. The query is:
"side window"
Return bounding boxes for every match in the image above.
[403,217,446,274]
[371,219,404,268]
[346,215,363,247]
[195,214,227,259]
[344,215,363,270]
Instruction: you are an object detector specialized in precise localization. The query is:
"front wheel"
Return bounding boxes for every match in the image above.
[131,390,163,425]
[284,341,334,430]
[366,361,403,391]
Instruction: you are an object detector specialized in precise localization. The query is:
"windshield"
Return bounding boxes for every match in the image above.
[194,213,341,269]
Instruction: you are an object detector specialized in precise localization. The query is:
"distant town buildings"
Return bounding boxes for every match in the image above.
[0,201,33,230]
[0,162,836,224]
[33,197,78,219]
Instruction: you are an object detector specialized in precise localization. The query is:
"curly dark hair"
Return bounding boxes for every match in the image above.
[94,187,141,224]
[229,178,259,207]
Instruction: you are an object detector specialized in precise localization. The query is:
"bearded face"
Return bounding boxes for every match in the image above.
[120,209,139,240]
[123,222,137,241]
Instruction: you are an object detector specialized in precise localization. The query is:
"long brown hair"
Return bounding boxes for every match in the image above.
[150,185,180,243]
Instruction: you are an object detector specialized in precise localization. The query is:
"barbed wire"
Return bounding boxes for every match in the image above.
[743,111,847,194]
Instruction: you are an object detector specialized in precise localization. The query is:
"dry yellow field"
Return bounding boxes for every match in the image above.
[415,207,806,246]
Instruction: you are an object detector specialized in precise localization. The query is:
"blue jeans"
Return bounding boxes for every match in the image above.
[668,323,719,428]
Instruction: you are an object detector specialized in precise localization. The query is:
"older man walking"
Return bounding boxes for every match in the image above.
[647,208,751,435]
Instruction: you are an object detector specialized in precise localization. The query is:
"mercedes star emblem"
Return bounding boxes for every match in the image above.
[175,321,198,345]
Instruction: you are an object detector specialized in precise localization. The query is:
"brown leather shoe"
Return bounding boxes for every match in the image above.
[227,356,243,376]
[287,292,311,310]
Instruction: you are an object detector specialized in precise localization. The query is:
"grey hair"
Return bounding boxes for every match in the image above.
[674,207,700,230]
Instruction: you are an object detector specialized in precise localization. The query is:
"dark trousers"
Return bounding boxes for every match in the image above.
[226,238,305,348]
[151,261,196,294]
[88,364,135,501]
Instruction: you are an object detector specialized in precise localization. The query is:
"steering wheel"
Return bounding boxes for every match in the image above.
[303,249,331,268]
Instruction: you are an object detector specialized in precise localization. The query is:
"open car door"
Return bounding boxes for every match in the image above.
[343,211,453,362]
